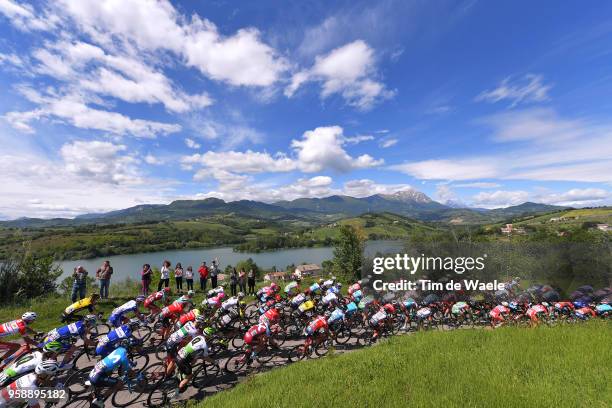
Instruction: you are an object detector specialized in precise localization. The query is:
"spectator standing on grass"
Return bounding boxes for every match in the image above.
[158,260,171,291]
[198,262,209,291]
[230,268,238,296]
[238,269,246,294]
[185,266,194,291]
[210,259,219,288]
[141,263,152,296]
[96,260,113,299]
[175,262,184,293]
[71,265,88,302]
[247,268,256,296]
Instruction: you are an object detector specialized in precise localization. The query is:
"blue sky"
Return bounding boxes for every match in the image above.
[0,0,611,219]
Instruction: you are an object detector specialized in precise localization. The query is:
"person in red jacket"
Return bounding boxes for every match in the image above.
[198,262,209,292]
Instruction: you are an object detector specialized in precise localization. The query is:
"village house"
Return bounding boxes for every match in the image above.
[596,224,610,232]
[294,263,322,277]
[264,271,288,282]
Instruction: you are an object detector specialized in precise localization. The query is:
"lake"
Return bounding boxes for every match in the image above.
[58,240,405,281]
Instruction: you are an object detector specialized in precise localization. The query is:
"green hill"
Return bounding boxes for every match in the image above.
[198,322,611,408]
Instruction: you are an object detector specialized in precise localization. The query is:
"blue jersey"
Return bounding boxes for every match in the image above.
[89,347,130,382]
[96,325,132,357]
[328,308,345,324]
[109,300,138,327]
[309,283,320,294]
[44,321,85,344]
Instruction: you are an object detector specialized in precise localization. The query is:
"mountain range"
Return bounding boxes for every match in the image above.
[1,189,567,228]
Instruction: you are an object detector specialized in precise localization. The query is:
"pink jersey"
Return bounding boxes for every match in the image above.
[348,283,361,295]
[0,320,27,337]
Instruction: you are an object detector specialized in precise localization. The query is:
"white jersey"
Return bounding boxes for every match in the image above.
[111,300,137,316]
[166,321,198,348]
[221,297,239,311]
[177,335,209,360]
[0,352,43,387]
[0,373,40,407]
[322,292,337,305]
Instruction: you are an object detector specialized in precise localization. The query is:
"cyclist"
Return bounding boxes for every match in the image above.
[87,345,140,408]
[220,292,245,315]
[177,290,195,304]
[575,305,597,320]
[108,296,145,328]
[256,283,279,303]
[369,305,389,341]
[284,279,301,297]
[95,319,142,358]
[42,314,98,370]
[0,360,59,408]
[321,277,336,291]
[525,303,550,326]
[304,313,329,349]
[244,309,280,360]
[143,287,172,319]
[171,335,218,398]
[489,302,511,327]
[206,286,224,298]
[62,294,100,322]
[202,292,225,311]
[176,309,202,329]
[348,280,361,296]
[0,342,61,387]
[0,313,38,363]
[164,316,206,377]
[159,299,192,339]
[321,291,339,308]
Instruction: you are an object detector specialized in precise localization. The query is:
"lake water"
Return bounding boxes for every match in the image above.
[58,240,405,281]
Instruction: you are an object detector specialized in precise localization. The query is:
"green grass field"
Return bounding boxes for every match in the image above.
[197,322,611,408]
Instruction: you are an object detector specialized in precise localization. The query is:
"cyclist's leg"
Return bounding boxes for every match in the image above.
[0,341,20,361]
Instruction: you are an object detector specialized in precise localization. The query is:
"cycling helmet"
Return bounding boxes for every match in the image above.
[35,360,59,376]
[203,327,216,336]
[195,315,206,325]
[337,283,342,289]
[186,290,195,298]
[237,292,245,299]
[22,312,37,322]
[541,302,549,307]
[323,311,332,319]
[43,341,63,354]
[135,295,146,303]
[270,283,279,291]
[84,314,98,326]
[128,318,142,329]
[318,278,324,284]
[501,301,509,307]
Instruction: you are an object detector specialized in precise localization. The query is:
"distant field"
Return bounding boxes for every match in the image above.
[197,322,611,408]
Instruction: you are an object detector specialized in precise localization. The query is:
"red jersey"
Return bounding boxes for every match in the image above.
[161,302,185,318]
[144,290,164,308]
[307,316,328,332]
[0,319,27,337]
[178,309,200,326]
[243,324,267,345]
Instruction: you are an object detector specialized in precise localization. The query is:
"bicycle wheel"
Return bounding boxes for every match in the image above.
[314,338,333,357]
[110,381,147,408]
[131,352,150,373]
[147,377,178,407]
[92,323,111,339]
[132,325,153,343]
[140,362,167,384]
[255,345,276,364]
[72,350,97,371]
[333,325,352,345]
[224,352,249,375]
[64,367,92,397]
[231,333,245,349]
[287,344,308,363]
[192,361,220,389]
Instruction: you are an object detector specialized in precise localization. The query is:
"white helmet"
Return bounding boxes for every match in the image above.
[22,312,37,322]
[35,360,59,376]
[501,301,509,307]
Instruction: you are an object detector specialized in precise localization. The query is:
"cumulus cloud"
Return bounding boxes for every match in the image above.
[342,179,412,197]
[534,188,610,207]
[285,40,394,110]
[391,159,499,181]
[182,150,295,174]
[476,74,552,107]
[185,138,201,149]
[292,126,383,172]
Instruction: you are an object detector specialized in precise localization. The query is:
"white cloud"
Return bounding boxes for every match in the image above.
[392,159,499,180]
[435,184,458,203]
[182,150,295,174]
[476,74,552,107]
[56,0,287,87]
[292,126,383,172]
[472,190,529,208]
[534,188,610,207]
[185,138,201,149]
[343,134,374,144]
[286,40,394,110]
[380,138,398,148]
[454,182,501,188]
[60,140,141,184]
[342,179,412,197]
[5,89,181,138]
[0,0,57,31]
[392,108,612,183]
[0,142,174,218]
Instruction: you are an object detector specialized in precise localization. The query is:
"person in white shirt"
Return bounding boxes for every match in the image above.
[158,260,171,291]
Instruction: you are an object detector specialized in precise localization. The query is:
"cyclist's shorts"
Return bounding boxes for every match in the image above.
[95,344,113,357]
[108,315,123,328]
[175,358,192,376]
[90,374,118,388]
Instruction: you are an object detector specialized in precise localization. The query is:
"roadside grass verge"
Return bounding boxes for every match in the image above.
[197,321,611,408]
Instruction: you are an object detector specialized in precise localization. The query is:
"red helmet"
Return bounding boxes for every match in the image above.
[163,287,171,293]
[383,304,396,314]
[270,282,279,291]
